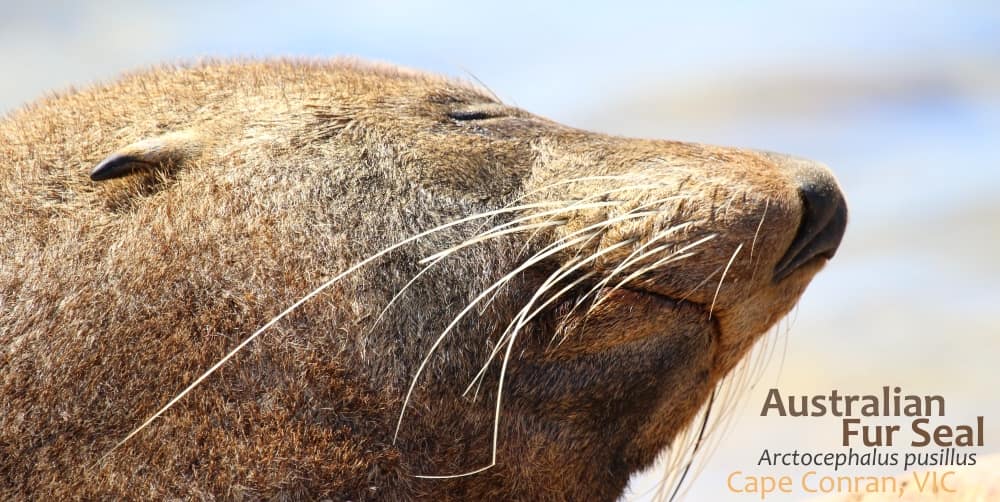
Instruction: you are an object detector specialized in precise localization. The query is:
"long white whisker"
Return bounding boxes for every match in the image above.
[100,199,576,463]
[678,264,724,304]
[748,198,769,262]
[419,201,619,264]
[748,198,769,282]
[405,234,602,479]
[374,219,576,331]
[465,237,635,396]
[468,269,601,399]
[381,187,641,331]
[408,194,671,476]
[544,194,694,317]
[708,243,743,320]
[511,184,674,256]
[367,260,439,333]
[413,463,497,480]
[600,252,697,302]
[473,188,680,318]
[590,220,697,289]
[465,174,640,239]
[465,202,676,377]
[467,239,634,481]
[666,389,716,502]
[460,203,663,391]
[562,248,700,350]
[394,231,598,444]
[589,233,718,312]
[467,270,599,401]
[422,181,671,269]
[371,201,618,333]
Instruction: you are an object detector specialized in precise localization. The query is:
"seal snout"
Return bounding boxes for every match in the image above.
[773,161,848,282]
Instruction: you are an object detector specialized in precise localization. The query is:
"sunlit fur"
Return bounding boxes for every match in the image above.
[0,59,839,500]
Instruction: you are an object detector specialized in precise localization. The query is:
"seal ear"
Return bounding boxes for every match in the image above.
[90,130,202,181]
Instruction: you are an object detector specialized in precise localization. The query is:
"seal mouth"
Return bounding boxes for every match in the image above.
[618,285,683,308]
[774,253,830,285]
[590,284,720,343]
[557,268,711,319]
[614,285,710,317]
[556,267,692,312]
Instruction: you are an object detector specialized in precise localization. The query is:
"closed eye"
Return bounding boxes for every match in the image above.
[448,109,501,121]
[447,104,510,121]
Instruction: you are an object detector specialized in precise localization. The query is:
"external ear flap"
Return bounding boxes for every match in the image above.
[90,130,202,181]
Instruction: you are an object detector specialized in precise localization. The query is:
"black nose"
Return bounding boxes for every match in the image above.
[773,169,848,282]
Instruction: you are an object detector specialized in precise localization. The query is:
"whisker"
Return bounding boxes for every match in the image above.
[419,202,616,265]
[394,231,598,444]
[468,271,603,399]
[511,174,656,210]
[688,309,807,499]
[403,232,604,478]
[372,219,575,332]
[590,233,719,312]
[366,260,437,333]
[666,389,715,502]
[382,176,658,478]
[448,220,620,398]
[409,193,674,476]
[99,198,578,463]
[654,396,712,501]
[474,189,684,318]
[461,237,637,481]
[413,463,497,480]
[469,187,652,314]
[463,174,653,242]
[564,249,699,350]
[594,220,697,282]
[465,238,635,396]
[572,218,698,311]
[596,252,696,306]
[689,324,791,499]
[378,180,653,331]
[658,272,798,501]
[540,195,700,317]
[466,199,683,385]
[708,243,743,320]
[748,198,769,262]
[457,65,503,103]
[777,309,794,382]
[511,185,678,257]
[684,369,749,499]
[480,239,651,483]
[748,198,769,282]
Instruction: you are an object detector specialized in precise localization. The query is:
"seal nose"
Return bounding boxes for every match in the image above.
[773,163,848,282]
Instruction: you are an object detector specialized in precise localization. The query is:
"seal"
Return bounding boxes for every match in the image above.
[0,59,847,501]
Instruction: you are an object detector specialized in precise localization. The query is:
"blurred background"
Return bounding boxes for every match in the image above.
[3,1,997,500]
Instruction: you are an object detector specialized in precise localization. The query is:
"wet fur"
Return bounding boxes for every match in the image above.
[1,59,835,500]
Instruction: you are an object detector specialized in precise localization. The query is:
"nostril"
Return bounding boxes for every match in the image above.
[773,176,848,282]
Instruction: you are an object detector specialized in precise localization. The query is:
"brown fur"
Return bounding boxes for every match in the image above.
[0,59,842,500]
